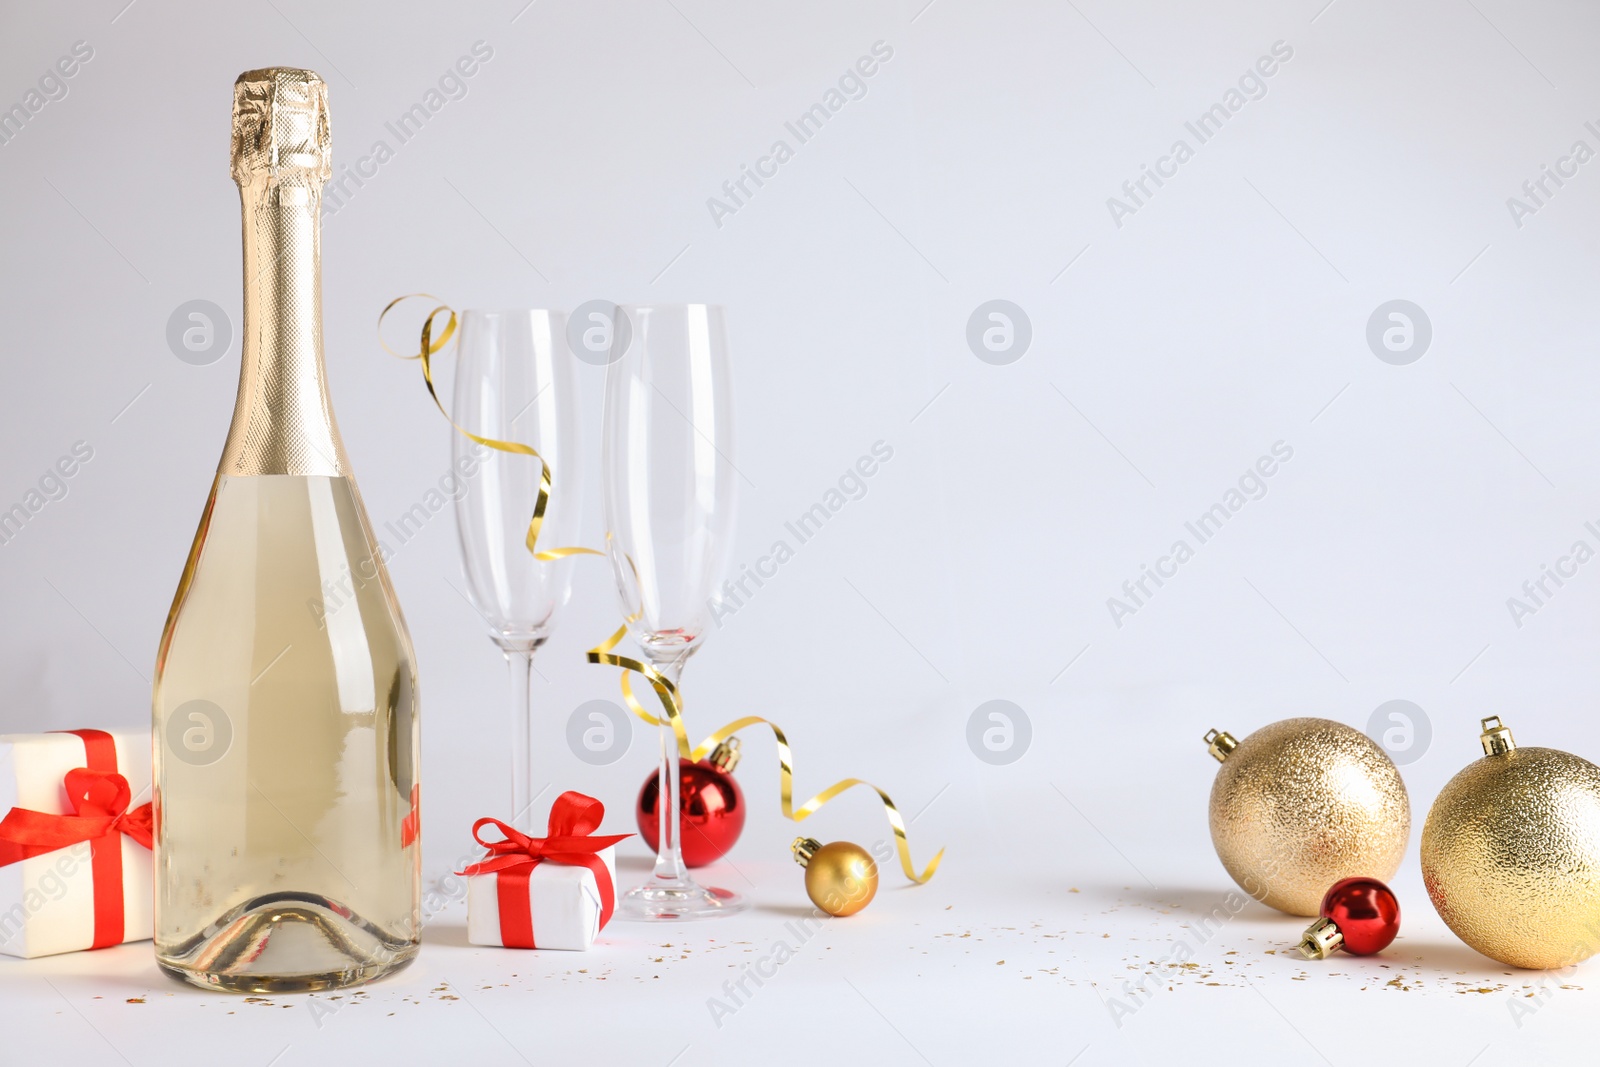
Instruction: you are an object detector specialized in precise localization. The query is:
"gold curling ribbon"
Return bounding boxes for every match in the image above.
[377,294,600,563]
[382,294,943,885]
[587,626,944,885]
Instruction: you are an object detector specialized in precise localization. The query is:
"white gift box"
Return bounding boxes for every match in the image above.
[0,730,153,958]
[466,846,615,951]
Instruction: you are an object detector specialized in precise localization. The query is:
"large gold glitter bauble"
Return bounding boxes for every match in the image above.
[1422,717,1600,970]
[1205,718,1410,916]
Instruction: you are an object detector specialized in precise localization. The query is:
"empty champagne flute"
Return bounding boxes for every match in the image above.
[602,303,745,920]
[452,309,580,832]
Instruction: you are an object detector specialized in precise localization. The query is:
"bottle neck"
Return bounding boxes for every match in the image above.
[218,173,348,477]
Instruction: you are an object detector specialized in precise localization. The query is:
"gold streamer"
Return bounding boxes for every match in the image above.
[382,294,943,885]
[377,294,600,563]
[587,626,944,885]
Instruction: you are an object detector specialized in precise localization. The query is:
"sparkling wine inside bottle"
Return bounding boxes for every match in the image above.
[153,68,419,993]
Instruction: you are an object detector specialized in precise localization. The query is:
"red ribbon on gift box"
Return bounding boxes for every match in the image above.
[0,730,152,950]
[457,791,630,949]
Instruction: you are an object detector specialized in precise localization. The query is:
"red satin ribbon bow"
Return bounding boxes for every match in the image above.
[0,730,152,950]
[0,768,153,860]
[457,791,631,949]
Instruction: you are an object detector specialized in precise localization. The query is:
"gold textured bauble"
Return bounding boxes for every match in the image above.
[1422,717,1600,969]
[1205,718,1410,916]
[792,837,878,917]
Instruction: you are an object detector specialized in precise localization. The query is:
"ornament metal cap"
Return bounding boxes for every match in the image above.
[707,737,742,774]
[1204,729,1238,763]
[1297,916,1343,960]
[1480,716,1516,756]
[792,836,821,868]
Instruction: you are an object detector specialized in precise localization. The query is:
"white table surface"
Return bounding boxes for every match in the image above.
[2,776,1590,1067]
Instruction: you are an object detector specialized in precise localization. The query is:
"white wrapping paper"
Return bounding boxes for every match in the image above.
[466,846,615,951]
[0,730,153,959]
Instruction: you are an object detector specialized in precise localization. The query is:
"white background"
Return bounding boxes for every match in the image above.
[3,0,1600,1063]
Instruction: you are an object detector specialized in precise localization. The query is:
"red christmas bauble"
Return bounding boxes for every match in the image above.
[637,740,745,867]
[1320,876,1400,955]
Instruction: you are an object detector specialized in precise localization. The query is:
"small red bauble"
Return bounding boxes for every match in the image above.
[1297,876,1400,959]
[637,739,745,867]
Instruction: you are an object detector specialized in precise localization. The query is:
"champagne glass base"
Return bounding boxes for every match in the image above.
[617,879,745,921]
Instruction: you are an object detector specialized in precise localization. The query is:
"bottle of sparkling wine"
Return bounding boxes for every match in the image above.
[153,68,420,993]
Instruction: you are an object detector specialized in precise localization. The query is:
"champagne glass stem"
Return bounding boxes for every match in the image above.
[651,657,689,884]
[505,648,535,832]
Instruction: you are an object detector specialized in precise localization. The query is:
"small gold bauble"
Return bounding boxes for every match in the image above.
[792,837,878,917]
[1205,718,1410,916]
[1422,717,1600,969]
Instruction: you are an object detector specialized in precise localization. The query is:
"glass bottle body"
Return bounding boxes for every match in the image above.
[154,473,419,992]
